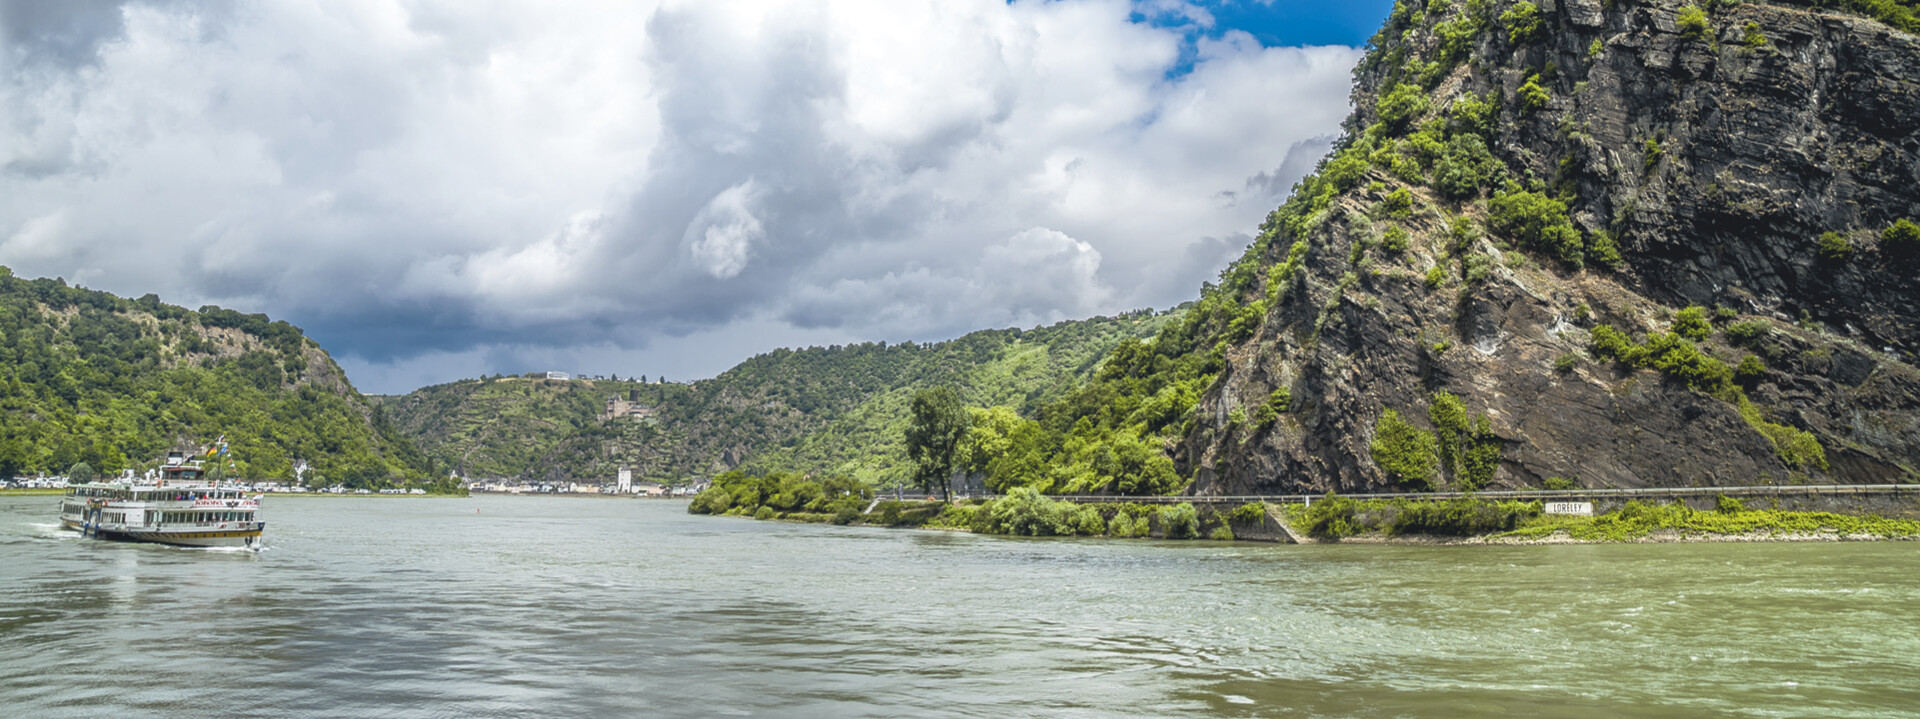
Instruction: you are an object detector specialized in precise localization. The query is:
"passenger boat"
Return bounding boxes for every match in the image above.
[59,442,265,548]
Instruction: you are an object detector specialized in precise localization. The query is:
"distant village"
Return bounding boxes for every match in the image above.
[466,466,703,498]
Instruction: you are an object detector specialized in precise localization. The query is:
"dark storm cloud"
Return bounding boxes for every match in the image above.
[1,0,127,69]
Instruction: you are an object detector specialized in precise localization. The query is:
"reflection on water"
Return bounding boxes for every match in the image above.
[3,495,1917,718]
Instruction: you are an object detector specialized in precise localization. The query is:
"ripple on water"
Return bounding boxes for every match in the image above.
[4,498,1920,718]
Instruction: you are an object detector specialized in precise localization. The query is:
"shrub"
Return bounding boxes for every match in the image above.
[1488,186,1583,266]
[1716,495,1746,514]
[1381,188,1414,218]
[1371,408,1439,489]
[1431,134,1501,200]
[1735,354,1767,386]
[1587,229,1623,268]
[1159,503,1200,539]
[1518,74,1550,114]
[1643,137,1665,170]
[1542,475,1576,490]
[1644,332,1735,395]
[1428,392,1469,476]
[1425,265,1447,288]
[1255,388,1291,429]
[1108,509,1151,538]
[1377,83,1430,134]
[1554,352,1580,374]
[1386,498,1541,536]
[1229,502,1268,524]
[754,506,776,520]
[1817,231,1853,263]
[1742,21,1767,49]
[1738,397,1828,471]
[1449,93,1496,140]
[1073,505,1107,536]
[1884,219,1920,250]
[1300,494,1362,539]
[1209,525,1236,541]
[1502,1,1543,44]
[831,507,859,525]
[1589,325,1643,364]
[1677,5,1710,40]
[982,487,1077,536]
[1463,252,1493,283]
[1725,320,1768,346]
[1382,225,1412,254]
[1459,416,1504,491]
[689,486,733,515]
[1673,305,1711,341]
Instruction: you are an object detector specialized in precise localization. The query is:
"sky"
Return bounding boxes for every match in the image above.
[0,0,1393,394]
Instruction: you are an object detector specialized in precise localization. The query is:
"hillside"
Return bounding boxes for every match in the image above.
[388,0,1920,496]
[370,376,691,480]
[0,267,436,488]
[1166,0,1920,493]
[379,310,1175,484]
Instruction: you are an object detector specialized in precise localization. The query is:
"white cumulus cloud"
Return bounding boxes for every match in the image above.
[0,0,1364,392]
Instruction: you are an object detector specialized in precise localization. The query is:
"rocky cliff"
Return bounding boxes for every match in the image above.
[1180,0,1920,494]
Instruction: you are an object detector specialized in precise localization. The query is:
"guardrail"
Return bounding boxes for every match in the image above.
[1028,484,1920,505]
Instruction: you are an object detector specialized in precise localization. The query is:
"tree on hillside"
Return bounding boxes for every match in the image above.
[68,462,95,482]
[905,386,970,502]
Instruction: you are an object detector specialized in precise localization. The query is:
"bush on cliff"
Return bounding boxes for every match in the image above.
[1371,409,1439,490]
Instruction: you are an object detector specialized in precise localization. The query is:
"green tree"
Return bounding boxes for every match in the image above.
[905,386,970,502]
[68,461,95,482]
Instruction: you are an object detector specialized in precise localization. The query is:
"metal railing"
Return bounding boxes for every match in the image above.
[1025,484,1920,505]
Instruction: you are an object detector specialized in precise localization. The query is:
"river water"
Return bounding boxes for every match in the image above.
[1,495,1915,718]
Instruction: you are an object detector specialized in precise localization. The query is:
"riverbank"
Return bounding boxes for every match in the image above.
[692,474,1920,544]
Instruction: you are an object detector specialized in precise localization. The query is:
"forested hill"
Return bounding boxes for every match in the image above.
[0,267,436,488]
[369,376,691,481]
[377,310,1176,484]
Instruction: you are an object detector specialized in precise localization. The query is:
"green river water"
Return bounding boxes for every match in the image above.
[2,494,1915,717]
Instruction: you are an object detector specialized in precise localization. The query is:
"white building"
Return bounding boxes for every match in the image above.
[617,466,632,493]
[545,371,571,380]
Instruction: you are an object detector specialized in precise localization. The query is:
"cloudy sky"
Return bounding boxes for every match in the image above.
[1,0,1389,394]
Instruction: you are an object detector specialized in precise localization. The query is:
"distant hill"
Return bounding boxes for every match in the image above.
[378,310,1177,485]
[369,376,691,480]
[0,267,436,488]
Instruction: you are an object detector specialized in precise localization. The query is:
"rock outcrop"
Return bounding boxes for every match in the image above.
[1181,0,1920,494]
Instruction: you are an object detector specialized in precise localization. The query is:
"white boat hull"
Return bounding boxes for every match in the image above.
[62,519,264,548]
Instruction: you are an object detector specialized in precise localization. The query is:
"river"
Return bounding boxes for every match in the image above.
[2,494,1915,717]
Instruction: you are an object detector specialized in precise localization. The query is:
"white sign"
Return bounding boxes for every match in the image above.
[1545,501,1593,516]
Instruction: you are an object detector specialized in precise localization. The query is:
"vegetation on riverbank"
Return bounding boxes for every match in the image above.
[688,471,1223,539]
[1497,497,1920,542]
[1282,494,1920,542]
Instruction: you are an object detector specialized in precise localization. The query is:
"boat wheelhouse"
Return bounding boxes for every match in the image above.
[60,444,265,548]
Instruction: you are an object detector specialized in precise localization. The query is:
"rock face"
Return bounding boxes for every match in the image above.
[1181,0,1920,494]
